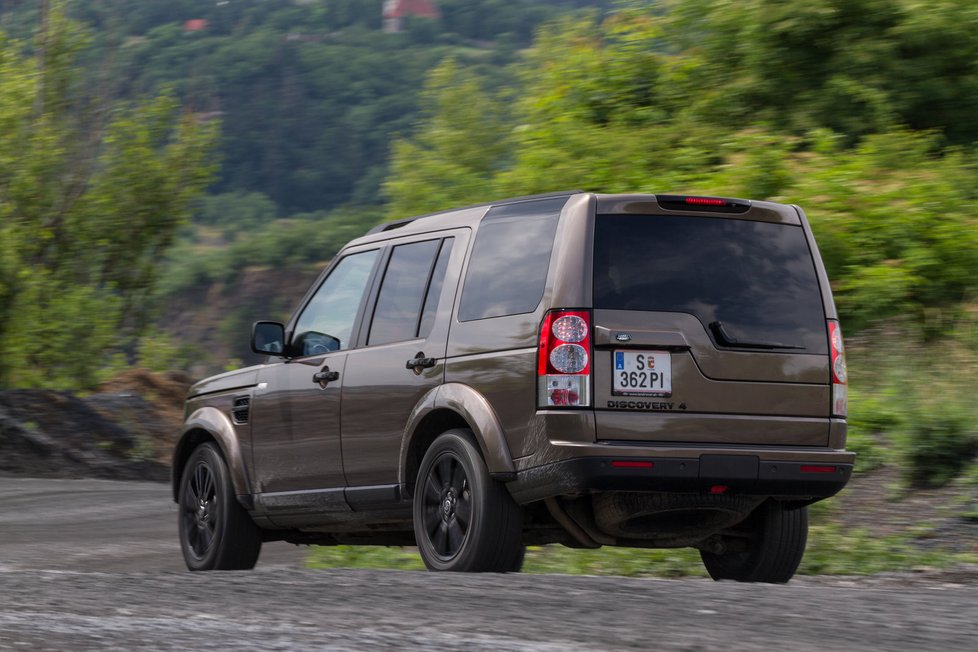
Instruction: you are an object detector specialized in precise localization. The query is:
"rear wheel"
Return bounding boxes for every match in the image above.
[413,429,523,572]
[699,500,808,583]
[178,442,262,571]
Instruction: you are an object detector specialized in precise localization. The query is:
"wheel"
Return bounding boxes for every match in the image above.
[700,500,808,583]
[178,442,262,571]
[413,429,523,572]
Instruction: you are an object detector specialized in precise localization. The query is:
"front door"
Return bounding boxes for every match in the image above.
[252,248,379,494]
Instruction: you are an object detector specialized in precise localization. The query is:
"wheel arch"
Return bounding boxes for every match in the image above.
[399,383,516,492]
[172,406,250,503]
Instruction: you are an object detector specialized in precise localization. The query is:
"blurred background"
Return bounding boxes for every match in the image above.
[0,0,976,576]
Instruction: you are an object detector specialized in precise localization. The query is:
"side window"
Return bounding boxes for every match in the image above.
[368,239,442,346]
[457,198,564,321]
[292,250,378,356]
[418,238,454,338]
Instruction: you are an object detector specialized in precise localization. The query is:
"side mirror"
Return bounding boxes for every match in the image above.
[251,321,286,357]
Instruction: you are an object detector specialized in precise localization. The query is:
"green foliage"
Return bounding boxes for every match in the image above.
[0,0,600,216]
[661,0,978,144]
[307,529,971,577]
[893,397,977,489]
[158,206,382,298]
[384,58,513,217]
[135,327,204,375]
[799,524,959,575]
[845,385,897,473]
[0,3,217,389]
[788,131,978,334]
[388,5,978,338]
[308,545,427,572]
[846,327,978,488]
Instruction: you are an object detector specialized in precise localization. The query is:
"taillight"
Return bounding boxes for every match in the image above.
[828,320,847,417]
[538,310,592,408]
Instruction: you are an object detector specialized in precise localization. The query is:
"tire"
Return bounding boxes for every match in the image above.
[413,429,523,572]
[178,442,262,571]
[700,500,808,583]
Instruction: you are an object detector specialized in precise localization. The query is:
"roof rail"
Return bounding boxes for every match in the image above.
[365,190,586,235]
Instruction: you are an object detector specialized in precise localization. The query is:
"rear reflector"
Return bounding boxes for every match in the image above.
[800,465,837,474]
[709,485,729,494]
[611,460,654,469]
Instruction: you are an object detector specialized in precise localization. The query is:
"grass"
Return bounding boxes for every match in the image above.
[307,527,976,578]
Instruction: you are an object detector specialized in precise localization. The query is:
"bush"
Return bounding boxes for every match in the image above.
[893,399,977,488]
[846,328,978,488]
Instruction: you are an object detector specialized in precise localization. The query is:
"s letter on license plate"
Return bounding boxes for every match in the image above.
[612,350,672,396]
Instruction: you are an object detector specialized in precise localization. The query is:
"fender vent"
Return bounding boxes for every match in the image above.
[231,397,250,425]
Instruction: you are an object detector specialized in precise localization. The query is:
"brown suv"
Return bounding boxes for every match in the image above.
[173,191,853,582]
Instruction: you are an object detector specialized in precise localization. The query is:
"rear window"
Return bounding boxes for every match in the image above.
[593,214,827,353]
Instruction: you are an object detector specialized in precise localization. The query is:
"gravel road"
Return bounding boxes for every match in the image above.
[1,475,976,651]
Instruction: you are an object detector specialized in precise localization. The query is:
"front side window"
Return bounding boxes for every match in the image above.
[292,250,378,356]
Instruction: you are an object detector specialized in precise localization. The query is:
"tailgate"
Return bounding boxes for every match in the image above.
[591,213,832,445]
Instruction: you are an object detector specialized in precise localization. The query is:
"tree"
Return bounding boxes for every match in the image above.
[384,3,978,335]
[384,58,513,217]
[0,2,218,389]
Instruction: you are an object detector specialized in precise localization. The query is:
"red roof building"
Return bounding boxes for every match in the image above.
[382,0,440,33]
[183,19,208,33]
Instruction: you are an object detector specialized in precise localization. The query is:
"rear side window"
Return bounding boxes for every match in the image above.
[368,238,454,346]
[458,198,565,321]
[593,215,827,353]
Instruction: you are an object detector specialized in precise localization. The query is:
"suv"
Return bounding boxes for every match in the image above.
[173,191,853,582]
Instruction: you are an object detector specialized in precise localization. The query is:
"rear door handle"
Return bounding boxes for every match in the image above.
[312,367,340,385]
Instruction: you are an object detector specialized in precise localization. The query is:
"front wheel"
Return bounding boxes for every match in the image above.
[699,500,808,583]
[413,429,523,572]
[178,442,262,571]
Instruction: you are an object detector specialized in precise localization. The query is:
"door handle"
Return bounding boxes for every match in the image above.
[406,353,437,371]
[312,367,340,385]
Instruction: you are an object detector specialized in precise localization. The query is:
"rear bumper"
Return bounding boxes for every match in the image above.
[507,453,853,505]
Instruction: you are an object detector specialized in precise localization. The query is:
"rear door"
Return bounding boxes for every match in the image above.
[591,208,832,446]
[340,231,467,490]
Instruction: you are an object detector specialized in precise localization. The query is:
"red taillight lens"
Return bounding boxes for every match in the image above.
[828,320,848,417]
[539,310,592,408]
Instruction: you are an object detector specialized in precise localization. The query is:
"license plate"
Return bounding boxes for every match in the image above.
[612,350,672,396]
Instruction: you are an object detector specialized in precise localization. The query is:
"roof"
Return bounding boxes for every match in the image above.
[365,191,584,235]
[183,19,208,32]
[383,0,441,20]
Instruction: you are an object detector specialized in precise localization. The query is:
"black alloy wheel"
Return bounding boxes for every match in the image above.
[413,429,523,572]
[421,453,473,560]
[177,442,262,571]
[182,457,220,561]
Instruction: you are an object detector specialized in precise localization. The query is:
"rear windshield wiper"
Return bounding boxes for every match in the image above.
[709,321,805,350]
